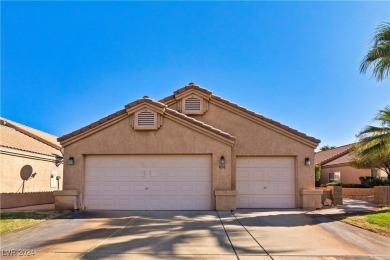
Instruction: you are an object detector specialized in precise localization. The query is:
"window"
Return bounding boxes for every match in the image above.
[134,109,158,130]
[328,172,341,183]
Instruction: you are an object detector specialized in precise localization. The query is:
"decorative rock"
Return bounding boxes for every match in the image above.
[324,198,333,207]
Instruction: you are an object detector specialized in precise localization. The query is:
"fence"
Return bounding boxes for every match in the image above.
[0,191,54,209]
[374,186,390,205]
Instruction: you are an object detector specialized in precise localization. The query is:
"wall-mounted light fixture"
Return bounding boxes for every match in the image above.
[219,156,226,169]
[67,157,75,165]
[54,155,63,167]
[56,176,61,190]
[305,157,311,166]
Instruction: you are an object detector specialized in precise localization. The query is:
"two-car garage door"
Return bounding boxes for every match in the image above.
[237,157,295,208]
[84,155,212,210]
[84,155,295,210]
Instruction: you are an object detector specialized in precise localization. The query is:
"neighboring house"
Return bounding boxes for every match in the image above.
[0,118,63,193]
[315,144,386,185]
[58,83,320,210]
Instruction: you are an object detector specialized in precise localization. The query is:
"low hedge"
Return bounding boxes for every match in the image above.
[341,184,366,188]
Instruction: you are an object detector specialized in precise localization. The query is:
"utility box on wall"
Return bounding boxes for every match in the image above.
[50,170,57,188]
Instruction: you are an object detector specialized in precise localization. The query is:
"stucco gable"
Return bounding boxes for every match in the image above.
[58,97,235,146]
[160,83,320,147]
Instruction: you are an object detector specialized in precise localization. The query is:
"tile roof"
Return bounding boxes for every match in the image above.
[173,83,212,96]
[57,109,127,142]
[0,118,61,150]
[160,83,320,144]
[0,124,61,157]
[314,143,354,165]
[323,153,353,166]
[164,107,235,141]
[58,97,235,143]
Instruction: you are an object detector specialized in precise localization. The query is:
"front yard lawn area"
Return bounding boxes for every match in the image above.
[332,208,390,237]
[0,211,64,234]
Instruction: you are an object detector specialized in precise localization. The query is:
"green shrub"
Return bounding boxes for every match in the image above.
[341,183,366,188]
[315,164,321,187]
[359,176,374,187]
[366,178,390,188]
[326,182,341,186]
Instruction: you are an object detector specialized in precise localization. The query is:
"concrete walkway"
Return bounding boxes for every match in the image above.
[309,198,382,215]
[1,208,389,259]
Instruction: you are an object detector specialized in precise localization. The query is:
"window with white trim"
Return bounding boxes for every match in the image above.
[328,172,341,183]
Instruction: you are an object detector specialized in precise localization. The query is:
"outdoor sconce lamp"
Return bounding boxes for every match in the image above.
[305,157,311,166]
[67,157,75,165]
[219,156,226,169]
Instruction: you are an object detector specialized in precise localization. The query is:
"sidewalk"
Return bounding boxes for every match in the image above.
[308,198,381,215]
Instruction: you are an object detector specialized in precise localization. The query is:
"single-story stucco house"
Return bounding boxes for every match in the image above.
[315,144,387,185]
[56,83,322,210]
[0,118,63,193]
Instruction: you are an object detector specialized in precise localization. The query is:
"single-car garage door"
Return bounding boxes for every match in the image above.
[85,155,212,210]
[237,157,295,208]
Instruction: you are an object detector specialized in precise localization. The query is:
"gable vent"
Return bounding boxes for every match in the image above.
[185,97,201,111]
[137,110,155,126]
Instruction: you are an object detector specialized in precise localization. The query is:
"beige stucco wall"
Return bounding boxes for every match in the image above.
[0,153,63,193]
[62,116,232,210]
[170,100,316,207]
[320,165,371,184]
[61,94,317,209]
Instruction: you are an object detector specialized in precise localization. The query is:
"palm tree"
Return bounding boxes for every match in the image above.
[360,22,390,82]
[352,106,390,177]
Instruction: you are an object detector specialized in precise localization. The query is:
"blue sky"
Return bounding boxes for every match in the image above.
[2,2,389,148]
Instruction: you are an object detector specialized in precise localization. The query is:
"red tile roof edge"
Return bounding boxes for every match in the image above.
[58,109,127,142]
[315,143,354,165]
[0,118,61,150]
[58,97,235,143]
[173,83,213,96]
[159,83,320,144]
[0,144,60,158]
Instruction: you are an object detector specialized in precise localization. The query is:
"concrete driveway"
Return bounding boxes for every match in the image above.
[1,210,389,259]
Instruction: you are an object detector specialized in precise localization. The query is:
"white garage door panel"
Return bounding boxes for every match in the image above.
[85,155,212,210]
[237,168,294,182]
[84,195,210,210]
[237,195,295,208]
[237,182,295,195]
[237,157,295,208]
[237,157,294,168]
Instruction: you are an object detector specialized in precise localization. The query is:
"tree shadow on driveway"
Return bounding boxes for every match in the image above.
[18,210,298,259]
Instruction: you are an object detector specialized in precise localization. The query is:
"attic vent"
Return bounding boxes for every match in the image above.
[132,109,159,130]
[185,97,201,111]
[137,110,155,126]
[179,94,208,115]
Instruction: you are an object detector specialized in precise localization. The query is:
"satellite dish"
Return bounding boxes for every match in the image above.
[20,165,33,180]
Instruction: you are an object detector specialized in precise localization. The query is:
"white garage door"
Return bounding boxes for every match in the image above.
[237,157,295,208]
[85,155,212,210]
